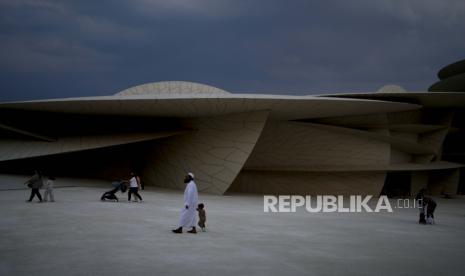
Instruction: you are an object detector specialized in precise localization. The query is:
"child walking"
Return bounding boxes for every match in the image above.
[197,203,206,232]
[43,176,55,202]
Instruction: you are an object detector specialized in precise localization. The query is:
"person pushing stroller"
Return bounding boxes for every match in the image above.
[127,172,143,203]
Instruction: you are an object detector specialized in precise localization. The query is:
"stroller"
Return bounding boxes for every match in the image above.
[101,181,127,202]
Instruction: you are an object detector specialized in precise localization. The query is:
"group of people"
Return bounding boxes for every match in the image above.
[27,170,439,232]
[100,171,207,233]
[25,170,207,233]
[24,171,55,202]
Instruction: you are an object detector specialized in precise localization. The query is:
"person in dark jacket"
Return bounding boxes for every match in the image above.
[415,188,427,224]
[25,171,43,202]
[423,196,437,224]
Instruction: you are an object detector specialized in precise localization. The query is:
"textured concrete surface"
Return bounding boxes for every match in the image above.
[1,177,465,276]
[143,110,269,194]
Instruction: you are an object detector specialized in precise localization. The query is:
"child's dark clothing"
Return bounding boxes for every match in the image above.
[198,209,206,229]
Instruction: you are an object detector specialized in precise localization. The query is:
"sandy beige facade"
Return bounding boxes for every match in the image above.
[0,79,464,196]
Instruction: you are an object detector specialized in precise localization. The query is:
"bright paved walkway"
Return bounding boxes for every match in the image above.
[1,175,465,276]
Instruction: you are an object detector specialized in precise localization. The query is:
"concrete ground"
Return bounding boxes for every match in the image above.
[1,175,465,276]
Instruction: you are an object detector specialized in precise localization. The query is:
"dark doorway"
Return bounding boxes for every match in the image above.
[0,140,153,180]
[380,172,411,197]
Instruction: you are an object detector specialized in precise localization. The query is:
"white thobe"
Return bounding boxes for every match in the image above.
[178,180,198,228]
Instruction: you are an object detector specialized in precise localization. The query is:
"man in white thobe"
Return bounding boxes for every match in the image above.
[172,172,198,234]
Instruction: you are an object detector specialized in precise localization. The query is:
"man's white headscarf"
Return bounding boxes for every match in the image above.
[188,172,195,179]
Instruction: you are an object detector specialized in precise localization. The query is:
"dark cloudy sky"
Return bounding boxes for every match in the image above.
[0,0,464,101]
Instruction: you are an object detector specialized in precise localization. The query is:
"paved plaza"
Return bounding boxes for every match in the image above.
[1,176,465,276]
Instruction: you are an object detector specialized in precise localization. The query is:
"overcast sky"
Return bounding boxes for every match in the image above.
[0,0,464,101]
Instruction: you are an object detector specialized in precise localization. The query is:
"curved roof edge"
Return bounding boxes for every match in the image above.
[115,81,230,97]
[437,59,465,80]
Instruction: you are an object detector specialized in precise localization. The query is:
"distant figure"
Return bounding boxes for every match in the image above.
[415,188,427,224]
[423,196,437,224]
[197,203,206,232]
[43,176,55,202]
[172,172,198,234]
[128,172,143,202]
[25,171,43,202]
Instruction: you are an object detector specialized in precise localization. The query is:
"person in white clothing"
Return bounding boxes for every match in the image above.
[172,172,198,234]
[43,176,55,202]
[127,172,143,202]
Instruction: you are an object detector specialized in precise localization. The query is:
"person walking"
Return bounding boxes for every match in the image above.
[415,188,427,224]
[197,203,206,232]
[127,172,143,202]
[172,172,198,234]
[424,196,437,224]
[43,176,55,202]
[25,171,43,202]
